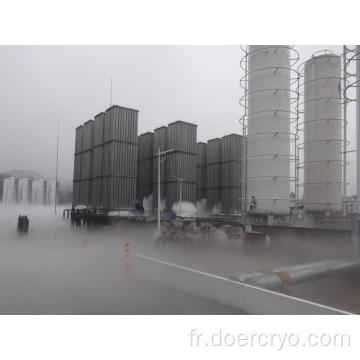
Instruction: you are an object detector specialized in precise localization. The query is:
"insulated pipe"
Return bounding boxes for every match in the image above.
[229,258,343,283]
[242,258,360,290]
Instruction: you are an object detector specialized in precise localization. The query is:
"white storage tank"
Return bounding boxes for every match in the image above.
[18,178,32,204]
[303,53,342,212]
[247,45,291,213]
[46,179,58,206]
[2,177,18,204]
[31,179,47,205]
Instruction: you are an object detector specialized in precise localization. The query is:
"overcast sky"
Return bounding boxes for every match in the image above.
[0,45,357,194]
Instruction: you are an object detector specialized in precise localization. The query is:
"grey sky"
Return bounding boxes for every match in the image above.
[0,45,356,194]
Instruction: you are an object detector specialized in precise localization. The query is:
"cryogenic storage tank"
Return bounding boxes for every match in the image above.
[220,134,244,214]
[101,105,138,210]
[196,142,207,201]
[72,125,83,206]
[166,121,197,209]
[206,138,222,211]
[46,179,58,206]
[247,45,291,213]
[2,177,18,204]
[91,112,105,208]
[137,132,154,205]
[303,53,342,212]
[31,179,47,205]
[79,120,94,206]
[18,178,32,204]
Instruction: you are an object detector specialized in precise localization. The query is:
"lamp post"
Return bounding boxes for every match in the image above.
[155,146,178,235]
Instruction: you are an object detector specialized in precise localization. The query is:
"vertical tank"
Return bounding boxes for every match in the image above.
[46,179,58,206]
[247,45,291,213]
[79,120,94,206]
[72,106,139,210]
[137,132,154,205]
[72,125,83,206]
[303,53,342,212]
[166,121,197,210]
[196,142,207,201]
[220,134,244,214]
[18,178,32,204]
[31,179,47,205]
[0,174,5,202]
[206,138,222,212]
[91,112,105,208]
[101,105,138,210]
[3,177,18,204]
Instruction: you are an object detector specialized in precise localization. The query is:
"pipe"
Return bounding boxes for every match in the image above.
[230,258,360,290]
[229,258,342,283]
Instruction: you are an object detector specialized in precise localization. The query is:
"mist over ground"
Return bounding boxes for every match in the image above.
[0,204,242,314]
[0,203,358,314]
